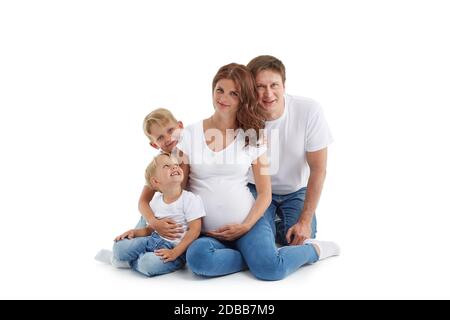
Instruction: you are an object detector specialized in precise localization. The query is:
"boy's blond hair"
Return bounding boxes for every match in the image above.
[144,153,172,188]
[143,108,178,140]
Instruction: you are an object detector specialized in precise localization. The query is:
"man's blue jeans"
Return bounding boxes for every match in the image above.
[113,232,185,277]
[247,183,317,244]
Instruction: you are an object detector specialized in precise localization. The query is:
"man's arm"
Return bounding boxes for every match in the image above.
[286,147,327,245]
[138,185,183,240]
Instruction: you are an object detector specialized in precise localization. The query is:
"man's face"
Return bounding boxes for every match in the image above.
[149,121,183,153]
[255,69,285,113]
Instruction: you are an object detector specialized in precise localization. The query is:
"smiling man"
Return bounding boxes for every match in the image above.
[247,55,333,246]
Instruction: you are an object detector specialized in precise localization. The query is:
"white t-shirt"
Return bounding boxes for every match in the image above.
[249,94,333,195]
[177,121,266,232]
[150,190,206,245]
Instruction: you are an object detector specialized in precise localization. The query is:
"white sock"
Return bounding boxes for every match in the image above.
[94,249,130,269]
[95,249,113,264]
[111,257,131,269]
[303,239,340,261]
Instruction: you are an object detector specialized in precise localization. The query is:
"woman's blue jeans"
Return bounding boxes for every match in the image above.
[186,184,320,281]
[186,216,319,281]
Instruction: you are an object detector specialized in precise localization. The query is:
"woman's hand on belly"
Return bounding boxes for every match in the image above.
[206,223,251,241]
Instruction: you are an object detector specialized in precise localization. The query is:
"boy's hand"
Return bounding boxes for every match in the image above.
[151,218,184,240]
[154,248,179,263]
[114,229,136,241]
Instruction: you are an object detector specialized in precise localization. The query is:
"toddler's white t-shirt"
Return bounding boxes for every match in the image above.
[150,190,206,244]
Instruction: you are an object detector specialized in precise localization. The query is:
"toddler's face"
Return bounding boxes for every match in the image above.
[155,155,184,186]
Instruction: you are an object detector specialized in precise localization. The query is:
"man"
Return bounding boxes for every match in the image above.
[247,55,333,246]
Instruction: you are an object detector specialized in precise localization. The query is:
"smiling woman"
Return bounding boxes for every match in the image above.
[177,63,267,233]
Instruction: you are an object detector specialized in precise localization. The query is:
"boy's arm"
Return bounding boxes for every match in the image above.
[115,226,152,241]
[138,185,183,240]
[133,226,152,238]
[172,219,201,257]
[155,219,202,262]
[138,185,157,225]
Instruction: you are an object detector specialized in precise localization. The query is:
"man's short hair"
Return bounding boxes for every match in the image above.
[247,55,286,84]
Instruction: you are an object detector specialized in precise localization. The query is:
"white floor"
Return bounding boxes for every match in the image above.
[2,231,449,300]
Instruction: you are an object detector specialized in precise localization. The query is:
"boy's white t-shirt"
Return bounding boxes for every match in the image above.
[248,94,333,195]
[150,190,206,245]
[177,121,266,232]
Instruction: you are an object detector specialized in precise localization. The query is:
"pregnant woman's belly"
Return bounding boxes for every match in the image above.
[190,180,255,232]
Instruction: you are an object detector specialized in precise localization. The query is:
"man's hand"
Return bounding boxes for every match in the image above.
[286,221,311,245]
[154,248,179,263]
[114,229,136,241]
[206,224,250,241]
[151,218,184,240]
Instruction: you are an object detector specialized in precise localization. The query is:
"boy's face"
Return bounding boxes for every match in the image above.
[149,121,183,153]
[153,155,184,188]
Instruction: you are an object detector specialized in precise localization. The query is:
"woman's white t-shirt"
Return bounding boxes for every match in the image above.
[177,121,266,232]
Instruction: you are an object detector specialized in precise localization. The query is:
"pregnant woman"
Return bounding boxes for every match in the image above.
[178,63,339,280]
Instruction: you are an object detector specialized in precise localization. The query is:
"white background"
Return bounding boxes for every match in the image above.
[1,0,449,299]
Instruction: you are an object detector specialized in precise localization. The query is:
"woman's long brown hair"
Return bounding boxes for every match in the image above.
[212,63,265,144]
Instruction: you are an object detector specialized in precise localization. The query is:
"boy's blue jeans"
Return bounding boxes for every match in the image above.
[113,232,185,277]
[185,184,319,281]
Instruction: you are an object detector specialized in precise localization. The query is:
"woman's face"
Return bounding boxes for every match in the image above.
[213,79,240,114]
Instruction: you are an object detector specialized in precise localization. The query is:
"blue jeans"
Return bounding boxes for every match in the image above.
[248,183,317,245]
[186,217,319,281]
[113,232,185,277]
[135,216,147,229]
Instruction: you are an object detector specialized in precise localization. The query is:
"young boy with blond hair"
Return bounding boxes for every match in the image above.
[135,108,188,238]
[95,108,197,274]
[110,153,205,276]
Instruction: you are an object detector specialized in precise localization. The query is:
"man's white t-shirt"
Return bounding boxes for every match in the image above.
[177,121,266,232]
[150,190,206,245]
[248,94,333,195]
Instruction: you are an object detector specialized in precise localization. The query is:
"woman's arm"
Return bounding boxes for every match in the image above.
[176,149,190,190]
[243,154,272,227]
[179,163,190,190]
